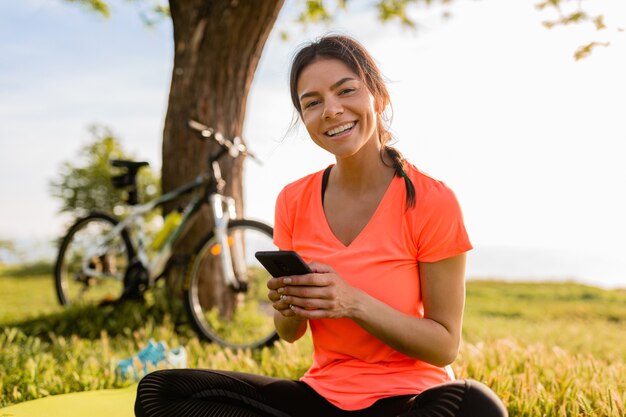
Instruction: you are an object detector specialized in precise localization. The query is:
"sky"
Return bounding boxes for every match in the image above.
[1,0,625,288]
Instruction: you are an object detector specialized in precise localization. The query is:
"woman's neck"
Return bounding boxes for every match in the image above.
[332,146,395,194]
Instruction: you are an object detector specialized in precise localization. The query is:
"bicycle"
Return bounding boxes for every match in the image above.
[54,120,279,350]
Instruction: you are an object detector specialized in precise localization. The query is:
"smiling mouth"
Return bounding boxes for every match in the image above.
[325,122,356,137]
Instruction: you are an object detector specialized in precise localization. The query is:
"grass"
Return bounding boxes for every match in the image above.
[463,280,626,362]
[1,267,625,416]
[0,264,61,324]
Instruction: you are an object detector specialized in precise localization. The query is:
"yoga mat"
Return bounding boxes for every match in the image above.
[0,385,137,417]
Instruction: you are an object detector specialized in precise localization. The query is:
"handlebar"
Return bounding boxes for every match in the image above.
[187,120,261,164]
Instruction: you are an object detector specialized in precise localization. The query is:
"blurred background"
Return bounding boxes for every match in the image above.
[1,0,624,288]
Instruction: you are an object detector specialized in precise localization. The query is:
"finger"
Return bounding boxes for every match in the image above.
[267,277,284,290]
[289,304,331,319]
[279,285,330,299]
[267,289,282,303]
[272,297,291,310]
[308,261,334,274]
[275,305,296,318]
[272,297,296,316]
[281,295,330,310]
[283,273,329,287]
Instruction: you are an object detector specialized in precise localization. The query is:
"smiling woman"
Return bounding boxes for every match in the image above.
[296,59,380,165]
[133,35,508,417]
[289,37,417,217]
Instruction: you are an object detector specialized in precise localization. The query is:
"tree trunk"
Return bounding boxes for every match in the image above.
[163,0,284,309]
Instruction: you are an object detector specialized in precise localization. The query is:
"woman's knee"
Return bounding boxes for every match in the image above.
[408,379,507,417]
[460,379,508,417]
[135,369,223,417]
[135,370,177,417]
[137,369,178,392]
[137,369,268,400]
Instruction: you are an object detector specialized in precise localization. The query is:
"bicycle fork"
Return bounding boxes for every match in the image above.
[210,194,247,290]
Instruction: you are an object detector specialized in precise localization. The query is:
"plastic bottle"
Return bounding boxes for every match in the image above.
[151,211,182,250]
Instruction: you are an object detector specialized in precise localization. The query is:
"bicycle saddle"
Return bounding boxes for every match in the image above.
[110,160,150,205]
[110,160,150,170]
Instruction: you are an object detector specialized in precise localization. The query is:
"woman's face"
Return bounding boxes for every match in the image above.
[296,58,379,161]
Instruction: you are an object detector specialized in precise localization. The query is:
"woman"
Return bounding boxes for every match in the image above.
[135,35,508,417]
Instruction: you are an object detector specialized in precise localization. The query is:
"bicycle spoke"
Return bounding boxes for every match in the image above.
[185,220,278,349]
[55,214,132,306]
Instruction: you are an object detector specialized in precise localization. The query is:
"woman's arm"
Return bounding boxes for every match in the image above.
[268,277,308,343]
[277,254,466,366]
[354,254,466,366]
[273,312,308,343]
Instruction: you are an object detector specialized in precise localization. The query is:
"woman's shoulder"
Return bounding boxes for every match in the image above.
[404,163,461,209]
[278,166,328,200]
[405,163,452,193]
[281,166,331,192]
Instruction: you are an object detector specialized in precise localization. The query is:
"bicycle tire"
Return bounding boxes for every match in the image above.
[184,219,279,349]
[54,212,134,306]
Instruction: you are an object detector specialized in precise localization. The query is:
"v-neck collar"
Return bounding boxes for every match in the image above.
[317,169,401,249]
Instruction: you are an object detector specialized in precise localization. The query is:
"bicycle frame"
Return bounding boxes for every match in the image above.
[56,120,278,347]
[78,121,254,295]
[78,176,202,282]
[81,170,245,292]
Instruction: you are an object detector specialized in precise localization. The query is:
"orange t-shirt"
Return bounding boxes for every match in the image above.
[273,163,472,411]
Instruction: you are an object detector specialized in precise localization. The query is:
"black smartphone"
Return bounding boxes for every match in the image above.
[254,250,312,278]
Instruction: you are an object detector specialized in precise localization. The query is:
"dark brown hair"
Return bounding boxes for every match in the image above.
[289,34,416,209]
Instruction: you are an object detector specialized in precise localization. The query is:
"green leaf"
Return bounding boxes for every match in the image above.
[64,0,111,18]
[594,15,606,31]
[562,11,588,25]
[376,0,417,28]
[48,125,160,217]
[574,41,610,61]
[297,0,332,24]
[279,31,290,42]
[535,0,561,11]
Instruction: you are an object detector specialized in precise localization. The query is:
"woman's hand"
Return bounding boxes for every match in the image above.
[269,254,467,365]
[272,262,363,320]
[267,275,296,318]
[267,260,361,342]
[267,272,310,342]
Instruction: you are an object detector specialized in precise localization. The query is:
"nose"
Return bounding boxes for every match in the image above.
[322,97,343,120]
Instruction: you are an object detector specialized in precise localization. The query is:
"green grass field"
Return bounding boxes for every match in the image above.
[1,265,625,416]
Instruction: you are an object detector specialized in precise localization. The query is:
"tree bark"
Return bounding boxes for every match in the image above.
[163,0,284,307]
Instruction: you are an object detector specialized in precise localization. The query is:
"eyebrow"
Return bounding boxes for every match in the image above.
[299,77,355,102]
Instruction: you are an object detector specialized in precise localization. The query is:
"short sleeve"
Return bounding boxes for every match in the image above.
[415,184,472,263]
[273,187,294,250]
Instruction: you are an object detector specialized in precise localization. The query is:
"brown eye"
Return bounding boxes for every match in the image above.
[304,99,320,109]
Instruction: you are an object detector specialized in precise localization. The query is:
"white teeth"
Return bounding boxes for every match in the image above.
[326,122,355,136]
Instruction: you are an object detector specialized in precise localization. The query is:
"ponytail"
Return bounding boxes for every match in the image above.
[383,146,416,210]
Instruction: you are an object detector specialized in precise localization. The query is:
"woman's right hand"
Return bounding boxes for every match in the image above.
[267,276,308,342]
[267,276,294,317]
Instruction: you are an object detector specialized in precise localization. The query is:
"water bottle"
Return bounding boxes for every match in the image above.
[151,211,182,250]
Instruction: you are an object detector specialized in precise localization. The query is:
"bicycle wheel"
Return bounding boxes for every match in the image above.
[185,219,279,349]
[55,212,134,306]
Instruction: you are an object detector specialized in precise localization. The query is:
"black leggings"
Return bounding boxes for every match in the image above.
[135,369,507,417]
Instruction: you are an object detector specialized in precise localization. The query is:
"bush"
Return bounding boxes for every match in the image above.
[0,260,54,278]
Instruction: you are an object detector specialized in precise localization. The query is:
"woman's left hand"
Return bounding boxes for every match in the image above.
[277,262,362,319]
